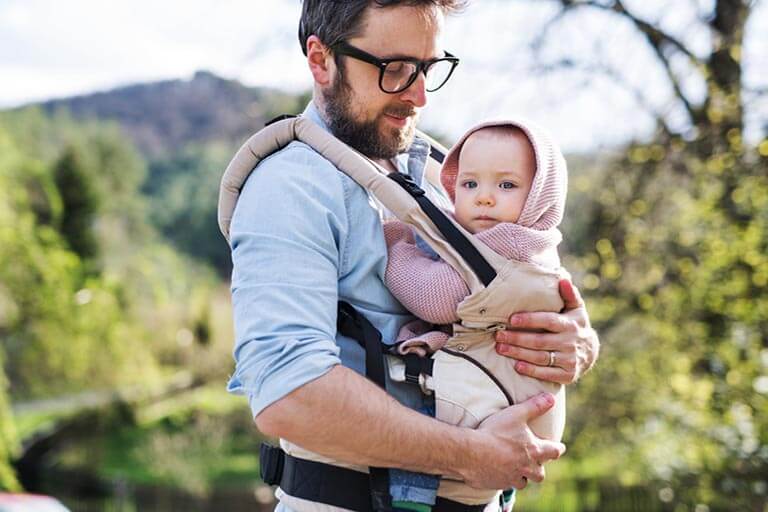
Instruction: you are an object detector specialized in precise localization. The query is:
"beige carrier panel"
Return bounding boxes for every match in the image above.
[427,258,566,505]
[218,116,565,507]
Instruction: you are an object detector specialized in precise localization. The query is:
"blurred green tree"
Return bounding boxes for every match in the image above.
[0,127,22,491]
[521,0,767,509]
[0,348,20,491]
[144,143,234,275]
[0,109,228,403]
[53,146,101,266]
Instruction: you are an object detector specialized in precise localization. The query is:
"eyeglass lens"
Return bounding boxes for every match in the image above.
[381,60,454,93]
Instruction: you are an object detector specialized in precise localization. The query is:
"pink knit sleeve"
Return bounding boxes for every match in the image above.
[383,221,469,324]
[475,223,519,260]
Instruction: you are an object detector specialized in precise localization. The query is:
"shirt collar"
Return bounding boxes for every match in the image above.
[302,101,331,132]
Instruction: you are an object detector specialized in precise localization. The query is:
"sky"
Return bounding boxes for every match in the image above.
[1,0,766,152]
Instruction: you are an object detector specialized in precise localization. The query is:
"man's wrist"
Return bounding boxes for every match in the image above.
[438,425,487,481]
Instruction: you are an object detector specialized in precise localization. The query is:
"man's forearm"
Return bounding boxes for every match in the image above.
[255,364,472,478]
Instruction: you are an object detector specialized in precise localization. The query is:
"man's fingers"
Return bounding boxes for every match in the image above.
[524,441,565,483]
[496,344,551,366]
[507,311,571,333]
[495,329,563,350]
[540,440,567,461]
[515,361,575,385]
[511,476,529,490]
[559,279,585,311]
[527,464,546,483]
[517,393,556,422]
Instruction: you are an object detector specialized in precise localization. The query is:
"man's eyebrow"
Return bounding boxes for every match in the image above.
[380,51,445,60]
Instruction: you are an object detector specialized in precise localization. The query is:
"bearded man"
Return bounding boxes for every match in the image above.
[226,1,600,510]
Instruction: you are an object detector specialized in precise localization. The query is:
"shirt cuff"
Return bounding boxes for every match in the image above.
[237,351,341,419]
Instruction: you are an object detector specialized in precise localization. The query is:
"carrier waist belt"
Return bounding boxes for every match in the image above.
[261,444,487,512]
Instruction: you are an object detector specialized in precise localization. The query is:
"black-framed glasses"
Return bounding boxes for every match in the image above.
[331,40,459,94]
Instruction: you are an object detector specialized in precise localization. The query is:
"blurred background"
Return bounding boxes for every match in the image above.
[0,0,766,510]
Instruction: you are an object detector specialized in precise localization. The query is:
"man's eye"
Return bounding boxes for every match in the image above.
[462,181,477,189]
[385,62,407,74]
[500,182,516,189]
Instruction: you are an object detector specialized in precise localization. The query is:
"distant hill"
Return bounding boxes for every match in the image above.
[35,71,307,158]
[3,71,308,275]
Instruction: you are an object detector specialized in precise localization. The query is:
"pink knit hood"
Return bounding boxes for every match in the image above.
[439,119,568,263]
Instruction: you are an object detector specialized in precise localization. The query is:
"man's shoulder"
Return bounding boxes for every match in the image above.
[254,139,354,185]
[236,139,356,213]
[259,139,337,172]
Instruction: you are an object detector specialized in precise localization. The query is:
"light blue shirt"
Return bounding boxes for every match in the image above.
[226,102,446,418]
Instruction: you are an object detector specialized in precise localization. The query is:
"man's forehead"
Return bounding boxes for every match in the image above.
[353,3,445,59]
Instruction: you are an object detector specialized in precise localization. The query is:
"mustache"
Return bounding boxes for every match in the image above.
[384,106,417,118]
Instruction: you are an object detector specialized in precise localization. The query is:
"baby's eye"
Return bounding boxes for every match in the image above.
[499,181,517,189]
[461,180,478,189]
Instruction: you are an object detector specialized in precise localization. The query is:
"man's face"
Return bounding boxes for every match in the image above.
[321,4,445,159]
[454,130,536,234]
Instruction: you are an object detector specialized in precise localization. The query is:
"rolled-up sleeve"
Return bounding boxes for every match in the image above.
[226,144,348,418]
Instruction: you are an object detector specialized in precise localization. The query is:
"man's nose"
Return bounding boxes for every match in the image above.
[400,71,428,107]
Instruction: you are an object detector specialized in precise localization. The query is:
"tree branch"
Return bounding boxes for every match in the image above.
[530,8,571,53]
[560,0,702,64]
[556,0,703,127]
[530,57,675,137]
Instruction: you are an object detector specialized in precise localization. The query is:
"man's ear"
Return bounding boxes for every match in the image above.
[306,35,334,86]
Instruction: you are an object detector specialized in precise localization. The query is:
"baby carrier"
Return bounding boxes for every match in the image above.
[218,115,566,510]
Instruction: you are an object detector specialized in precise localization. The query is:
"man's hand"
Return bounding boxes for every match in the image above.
[494,279,600,384]
[461,393,565,490]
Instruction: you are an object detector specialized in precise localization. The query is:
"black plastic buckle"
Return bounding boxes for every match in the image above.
[429,145,445,164]
[388,172,425,198]
[259,443,285,485]
[403,354,422,385]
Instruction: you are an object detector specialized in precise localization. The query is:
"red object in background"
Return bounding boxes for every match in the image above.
[0,493,70,512]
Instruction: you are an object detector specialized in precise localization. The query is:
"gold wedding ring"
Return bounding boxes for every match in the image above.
[547,351,557,367]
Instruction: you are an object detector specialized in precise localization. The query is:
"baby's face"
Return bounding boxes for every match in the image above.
[453,129,535,234]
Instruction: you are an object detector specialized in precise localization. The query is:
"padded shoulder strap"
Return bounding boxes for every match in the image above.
[217,116,505,293]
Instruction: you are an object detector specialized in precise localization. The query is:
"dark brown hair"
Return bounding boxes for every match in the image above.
[298,0,467,56]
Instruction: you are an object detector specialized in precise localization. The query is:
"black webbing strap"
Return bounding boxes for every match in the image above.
[277,449,379,511]
[336,301,391,511]
[261,446,488,512]
[403,353,434,385]
[387,172,497,287]
[337,301,387,390]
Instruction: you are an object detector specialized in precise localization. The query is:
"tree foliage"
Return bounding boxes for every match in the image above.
[0,108,236,489]
[0,348,20,492]
[525,0,768,508]
[144,143,235,275]
[0,130,22,491]
[52,146,101,265]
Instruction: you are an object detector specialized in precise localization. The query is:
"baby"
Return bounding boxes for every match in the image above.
[384,120,568,511]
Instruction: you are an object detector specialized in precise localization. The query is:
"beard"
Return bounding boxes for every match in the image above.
[321,72,418,160]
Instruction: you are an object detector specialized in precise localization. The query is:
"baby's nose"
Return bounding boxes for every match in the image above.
[476,195,495,206]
